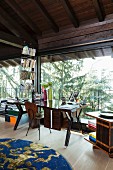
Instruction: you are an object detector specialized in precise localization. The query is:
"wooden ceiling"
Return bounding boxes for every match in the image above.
[0,0,113,67]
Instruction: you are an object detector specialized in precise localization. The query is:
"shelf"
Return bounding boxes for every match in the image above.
[86,125,96,131]
[84,113,113,158]
[84,136,96,146]
[84,136,110,155]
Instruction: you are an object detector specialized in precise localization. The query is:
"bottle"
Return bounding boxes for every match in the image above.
[48,86,52,100]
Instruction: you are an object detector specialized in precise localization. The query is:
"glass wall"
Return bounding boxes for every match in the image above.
[1,55,113,116]
[0,66,32,100]
[41,56,113,114]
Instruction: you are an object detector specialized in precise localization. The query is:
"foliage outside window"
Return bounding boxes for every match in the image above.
[0,66,32,99]
[41,56,113,116]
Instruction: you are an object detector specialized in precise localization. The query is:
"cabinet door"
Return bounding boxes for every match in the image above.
[96,119,109,152]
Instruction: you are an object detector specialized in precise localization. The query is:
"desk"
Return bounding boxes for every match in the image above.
[6,100,26,130]
[6,99,87,147]
[36,100,87,147]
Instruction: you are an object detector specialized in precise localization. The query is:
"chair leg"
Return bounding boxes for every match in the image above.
[26,121,32,136]
[38,120,40,140]
[26,126,30,136]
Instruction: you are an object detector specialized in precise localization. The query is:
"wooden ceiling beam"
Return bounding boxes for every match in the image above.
[0,64,3,68]
[6,59,18,66]
[92,0,105,22]
[32,0,59,32]
[61,0,79,28]
[61,54,73,60]
[0,61,10,67]
[4,0,42,36]
[9,59,20,65]
[0,31,22,48]
[0,6,37,46]
[14,58,21,64]
[0,46,21,60]
[0,11,20,37]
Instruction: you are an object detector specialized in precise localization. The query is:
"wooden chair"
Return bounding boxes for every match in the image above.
[25,101,43,140]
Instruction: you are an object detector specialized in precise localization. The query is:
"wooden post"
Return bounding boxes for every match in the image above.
[35,55,41,94]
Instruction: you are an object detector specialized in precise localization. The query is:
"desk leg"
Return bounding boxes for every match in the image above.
[14,112,23,130]
[65,119,72,147]
[76,108,82,132]
[14,104,23,130]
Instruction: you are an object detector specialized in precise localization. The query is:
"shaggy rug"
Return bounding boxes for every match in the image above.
[0,138,72,170]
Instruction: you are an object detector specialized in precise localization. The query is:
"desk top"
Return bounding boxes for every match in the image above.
[7,99,88,112]
[35,100,81,112]
[35,100,88,114]
[7,100,24,105]
[85,111,113,122]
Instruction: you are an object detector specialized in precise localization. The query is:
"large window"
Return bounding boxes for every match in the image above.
[0,66,32,99]
[41,56,113,113]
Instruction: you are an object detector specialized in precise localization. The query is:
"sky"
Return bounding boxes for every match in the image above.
[83,55,113,73]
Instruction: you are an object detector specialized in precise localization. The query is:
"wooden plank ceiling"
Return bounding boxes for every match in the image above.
[0,0,113,67]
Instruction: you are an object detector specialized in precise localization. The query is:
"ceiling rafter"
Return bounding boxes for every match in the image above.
[0,58,21,67]
[0,6,37,46]
[32,0,59,32]
[10,59,20,65]
[0,61,10,67]
[14,58,21,64]
[62,54,72,61]
[6,59,18,66]
[0,64,3,68]
[0,31,22,48]
[0,46,21,59]
[0,62,4,67]
[60,0,79,28]
[4,0,42,36]
[92,0,105,22]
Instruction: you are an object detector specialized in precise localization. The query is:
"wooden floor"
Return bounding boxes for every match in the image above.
[0,117,113,170]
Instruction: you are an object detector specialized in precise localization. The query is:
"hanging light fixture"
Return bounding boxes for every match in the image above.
[29,48,33,56]
[22,45,29,55]
[32,48,36,57]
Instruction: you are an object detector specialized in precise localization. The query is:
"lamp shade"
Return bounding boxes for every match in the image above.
[22,45,29,55]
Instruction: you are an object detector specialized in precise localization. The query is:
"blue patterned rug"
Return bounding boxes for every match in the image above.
[0,138,72,170]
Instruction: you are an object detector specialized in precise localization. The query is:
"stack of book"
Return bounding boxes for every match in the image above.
[89,132,96,143]
[88,119,96,131]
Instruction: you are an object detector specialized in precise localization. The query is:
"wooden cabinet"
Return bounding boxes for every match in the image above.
[84,112,113,158]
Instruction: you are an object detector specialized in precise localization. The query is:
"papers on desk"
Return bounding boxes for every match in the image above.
[59,102,79,112]
[59,102,80,120]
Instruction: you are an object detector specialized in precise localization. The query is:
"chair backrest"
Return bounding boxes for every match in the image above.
[25,101,38,120]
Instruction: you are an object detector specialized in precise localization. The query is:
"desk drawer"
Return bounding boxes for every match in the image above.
[44,108,63,130]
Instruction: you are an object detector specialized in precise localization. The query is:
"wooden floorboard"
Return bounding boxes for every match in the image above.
[0,117,113,170]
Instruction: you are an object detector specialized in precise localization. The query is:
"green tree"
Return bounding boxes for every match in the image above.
[0,67,20,98]
[82,69,113,110]
[41,59,86,99]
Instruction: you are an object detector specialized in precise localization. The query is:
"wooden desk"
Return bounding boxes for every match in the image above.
[85,111,113,158]
[6,100,26,130]
[6,99,87,147]
[36,100,87,147]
